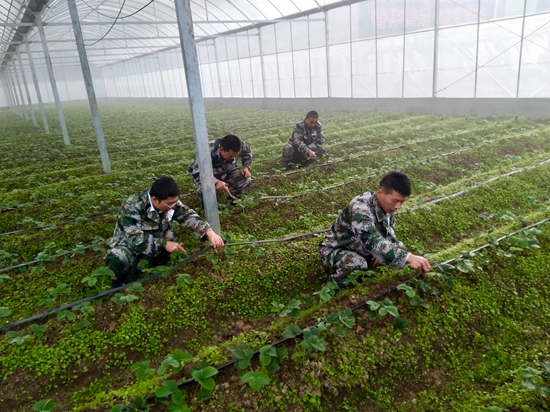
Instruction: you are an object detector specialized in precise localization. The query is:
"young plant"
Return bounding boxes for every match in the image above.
[157,349,193,375]
[229,344,254,371]
[519,362,550,404]
[190,361,218,402]
[155,380,189,411]
[259,345,288,374]
[32,399,56,412]
[131,361,156,381]
[313,282,338,302]
[241,371,270,391]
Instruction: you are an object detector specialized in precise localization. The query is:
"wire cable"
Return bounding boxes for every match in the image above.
[85,0,128,47]
[81,0,155,20]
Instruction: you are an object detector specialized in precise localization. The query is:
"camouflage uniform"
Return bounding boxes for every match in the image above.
[282,119,325,164]
[188,138,253,200]
[319,191,410,288]
[104,190,211,285]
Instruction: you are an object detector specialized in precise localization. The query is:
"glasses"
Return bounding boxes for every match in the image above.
[161,199,179,209]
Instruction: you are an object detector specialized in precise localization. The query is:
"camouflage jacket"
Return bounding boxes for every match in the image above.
[188,138,253,189]
[288,120,324,157]
[108,190,211,257]
[319,191,410,268]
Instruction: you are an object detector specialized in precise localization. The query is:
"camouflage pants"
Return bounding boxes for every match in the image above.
[196,166,251,200]
[282,143,325,163]
[319,246,373,288]
[104,230,176,286]
[104,247,172,286]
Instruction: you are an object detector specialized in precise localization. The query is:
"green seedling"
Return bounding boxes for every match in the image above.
[282,324,302,339]
[111,293,139,304]
[30,324,47,337]
[155,380,186,410]
[176,273,192,286]
[241,371,270,391]
[301,328,326,353]
[519,363,550,400]
[157,349,193,375]
[314,282,338,302]
[131,361,156,381]
[229,344,254,371]
[32,399,56,411]
[6,330,31,345]
[279,299,302,318]
[259,345,287,373]
[0,306,11,318]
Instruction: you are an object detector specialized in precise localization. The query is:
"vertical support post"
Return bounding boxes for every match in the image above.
[213,39,223,97]
[8,65,23,117]
[3,76,16,113]
[516,0,528,98]
[17,51,37,125]
[67,0,111,173]
[402,0,407,97]
[374,0,379,97]
[473,0,481,97]
[36,13,70,145]
[12,60,29,120]
[324,10,331,97]
[25,35,49,132]
[174,0,221,234]
[432,0,440,97]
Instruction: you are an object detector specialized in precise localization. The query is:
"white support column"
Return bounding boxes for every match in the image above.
[8,68,22,116]
[12,61,29,120]
[374,0,379,97]
[25,35,49,132]
[401,0,407,97]
[3,76,16,113]
[36,13,70,145]
[432,0,440,97]
[67,0,111,173]
[174,0,220,234]
[473,0,481,97]
[516,0,528,98]
[17,51,37,125]
[324,10,331,97]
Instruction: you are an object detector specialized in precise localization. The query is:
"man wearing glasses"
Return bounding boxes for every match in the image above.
[104,176,224,287]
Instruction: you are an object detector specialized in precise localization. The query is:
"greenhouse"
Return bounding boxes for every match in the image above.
[1,1,550,411]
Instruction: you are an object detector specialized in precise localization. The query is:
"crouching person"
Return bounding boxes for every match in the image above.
[282,110,326,169]
[319,171,431,290]
[104,176,224,287]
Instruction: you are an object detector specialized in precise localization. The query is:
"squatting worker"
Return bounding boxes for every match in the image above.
[104,176,224,287]
[282,110,325,170]
[188,134,253,205]
[319,171,431,289]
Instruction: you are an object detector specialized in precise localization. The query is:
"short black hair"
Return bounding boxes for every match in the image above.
[379,172,411,197]
[150,176,181,200]
[306,110,319,119]
[219,134,241,152]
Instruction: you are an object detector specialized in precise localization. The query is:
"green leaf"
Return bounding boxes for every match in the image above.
[385,305,399,317]
[522,379,537,390]
[331,325,347,337]
[30,324,47,337]
[71,320,90,331]
[196,387,212,402]
[127,282,144,293]
[91,267,115,277]
[366,300,380,311]
[6,331,31,345]
[282,324,302,338]
[156,385,173,398]
[393,316,407,333]
[32,399,57,411]
[306,335,325,352]
[81,276,98,287]
[110,405,124,412]
[539,385,550,397]
[0,274,11,283]
[482,407,502,412]
[176,273,192,286]
[0,306,11,318]
[158,358,181,375]
[192,366,218,390]
[172,349,193,363]
[519,367,541,379]
[241,371,270,391]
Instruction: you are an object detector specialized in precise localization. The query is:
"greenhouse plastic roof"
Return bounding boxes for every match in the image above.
[0,0,351,70]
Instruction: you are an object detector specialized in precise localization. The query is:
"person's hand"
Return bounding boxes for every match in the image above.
[372,257,382,266]
[206,229,224,249]
[215,180,228,191]
[307,149,317,158]
[407,254,431,274]
[166,241,186,254]
[241,167,251,178]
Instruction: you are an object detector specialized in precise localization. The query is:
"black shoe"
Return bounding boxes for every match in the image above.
[285,162,294,171]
